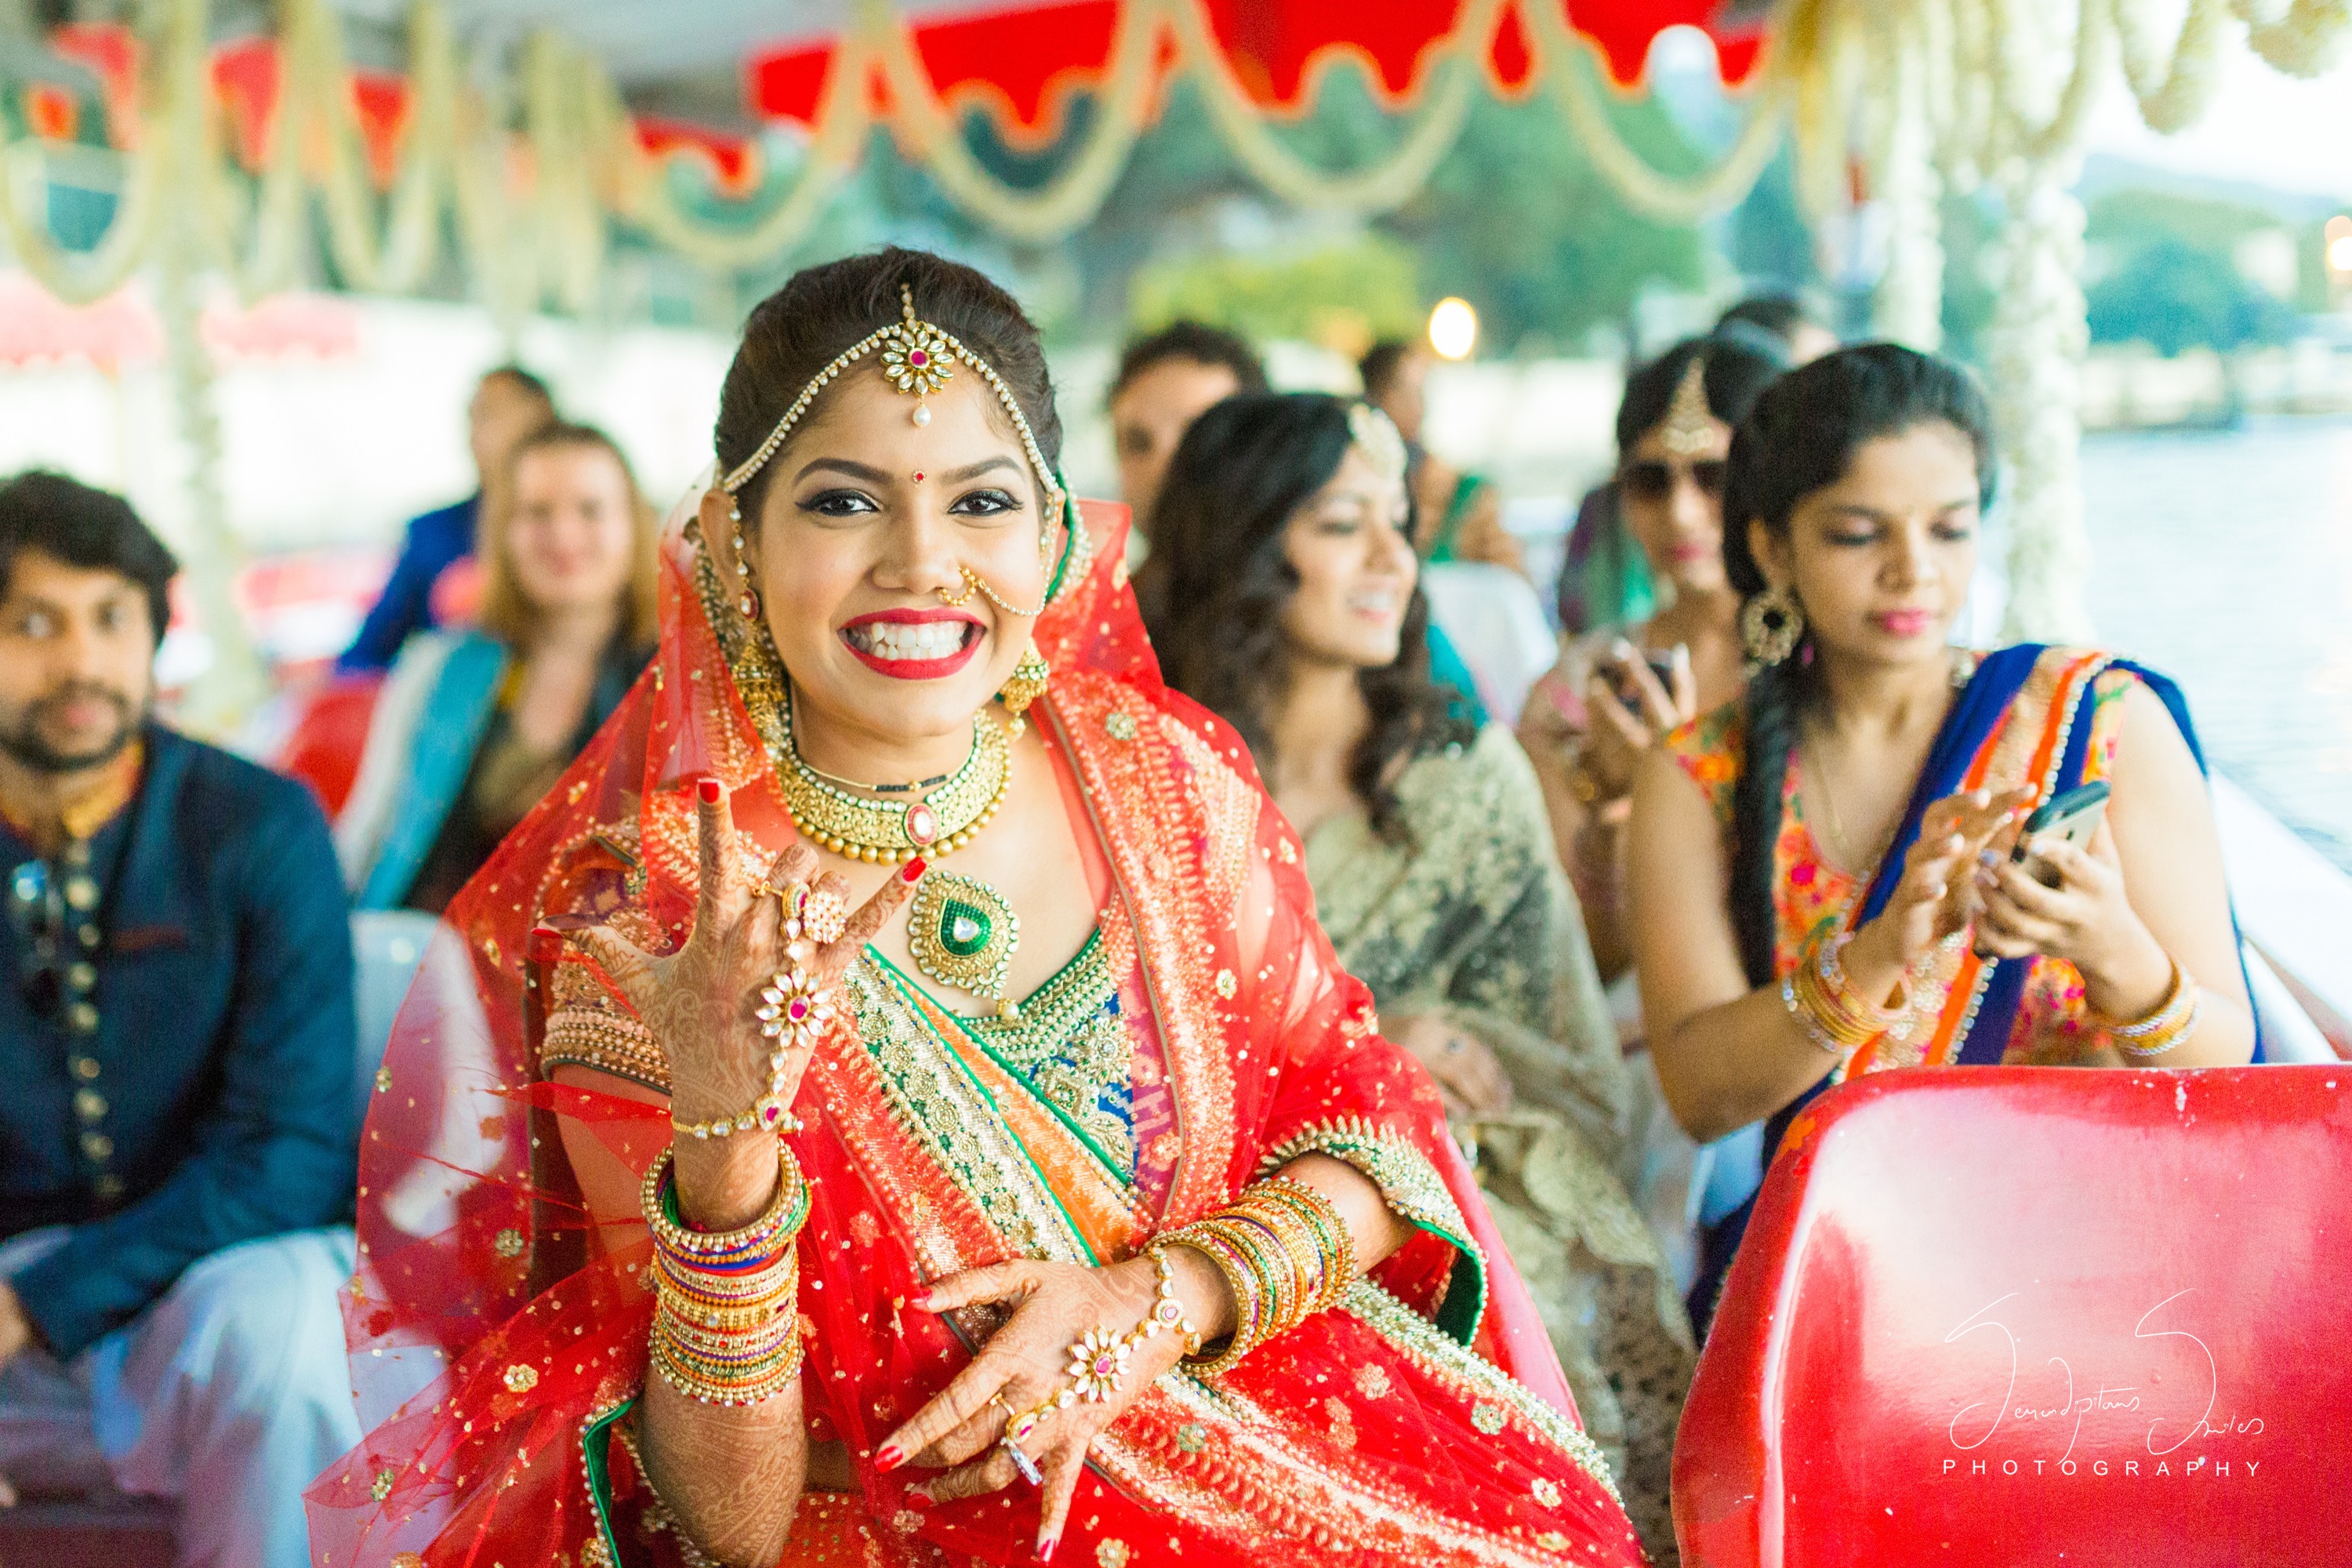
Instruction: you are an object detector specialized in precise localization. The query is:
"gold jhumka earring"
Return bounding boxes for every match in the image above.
[996,641,1051,739]
[1741,585,1806,666]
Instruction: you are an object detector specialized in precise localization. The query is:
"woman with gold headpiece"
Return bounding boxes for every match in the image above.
[1520,336,1784,988]
[311,249,1644,1568]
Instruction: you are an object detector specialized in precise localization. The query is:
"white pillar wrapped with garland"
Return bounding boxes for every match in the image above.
[1987,168,2094,641]
[1868,31,1947,353]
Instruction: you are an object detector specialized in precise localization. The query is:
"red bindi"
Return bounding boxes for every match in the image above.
[912,471,924,483]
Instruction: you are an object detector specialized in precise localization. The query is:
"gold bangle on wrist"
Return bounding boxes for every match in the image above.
[639,1143,809,1258]
[641,1142,810,1405]
[2092,958,2201,1059]
[1784,924,1909,1061]
[1158,1177,1361,1376]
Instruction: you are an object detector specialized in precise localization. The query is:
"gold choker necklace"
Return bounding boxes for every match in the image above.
[776,686,1009,863]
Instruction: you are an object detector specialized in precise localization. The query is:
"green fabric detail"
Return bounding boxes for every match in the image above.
[958,926,1133,1174]
[580,1396,637,1566]
[1044,468,1078,601]
[851,951,1100,1265]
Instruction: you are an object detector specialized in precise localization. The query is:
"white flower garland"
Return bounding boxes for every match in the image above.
[2,0,2346,685]
[1987,166,2095,641]
[1867,10,1946,350]
[2231,0,2351,74]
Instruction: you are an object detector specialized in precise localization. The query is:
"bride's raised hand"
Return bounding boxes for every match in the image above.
[567,778,922,1210]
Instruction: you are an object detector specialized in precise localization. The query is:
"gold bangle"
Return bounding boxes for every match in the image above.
[1819,930,1910,1026]
[1257,1178,1359,1310]
[2093,959,2201,1058]
[1786,925,1905,1055]
[1160,1178,1357,1376]
[639,1143,808,1261]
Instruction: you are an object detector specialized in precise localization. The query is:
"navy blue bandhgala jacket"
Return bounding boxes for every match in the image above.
[0,724,357,1359]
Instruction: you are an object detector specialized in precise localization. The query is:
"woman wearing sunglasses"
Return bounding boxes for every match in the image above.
[1522,336,1782,983]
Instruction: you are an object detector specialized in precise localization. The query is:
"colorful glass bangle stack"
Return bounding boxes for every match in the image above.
[1784,925,1910,1058]
[2094,957,2202,1060]
[641,1143,810,1406]
[1156,1176,1359,1377]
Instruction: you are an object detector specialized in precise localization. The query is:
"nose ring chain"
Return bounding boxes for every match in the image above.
[938,567,1046,620]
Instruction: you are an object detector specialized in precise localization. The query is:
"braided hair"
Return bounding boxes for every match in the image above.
[1719,345,1996,986]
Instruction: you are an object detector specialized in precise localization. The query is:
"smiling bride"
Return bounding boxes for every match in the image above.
[310,248,1644,1568]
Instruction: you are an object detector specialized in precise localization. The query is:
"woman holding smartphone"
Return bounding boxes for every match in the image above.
[1627,345,2256,1330]
[1521,336,1783,983]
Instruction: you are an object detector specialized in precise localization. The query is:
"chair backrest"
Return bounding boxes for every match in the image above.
[1674,1065,2352,1565]
[350,909,438,1129]
[278,672,383,818]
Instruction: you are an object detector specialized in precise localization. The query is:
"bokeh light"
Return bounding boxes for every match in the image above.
[1428,297,1478,361]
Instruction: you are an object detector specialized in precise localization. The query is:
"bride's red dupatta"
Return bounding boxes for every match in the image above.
[307,496,1645,1568]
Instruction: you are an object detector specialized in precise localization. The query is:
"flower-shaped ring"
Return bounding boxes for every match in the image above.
[1065,1325,1133,1403]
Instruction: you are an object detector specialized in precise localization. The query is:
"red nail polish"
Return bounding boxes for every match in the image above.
[906,1488,933,1510]
[875,1443,905,1472]
[698,777,723,805]
[526,926,564,965]
[1036,1534,1058,1563]
[902,857,927,883]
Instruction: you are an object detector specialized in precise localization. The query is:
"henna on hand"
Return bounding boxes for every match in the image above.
[566,779,924,1226]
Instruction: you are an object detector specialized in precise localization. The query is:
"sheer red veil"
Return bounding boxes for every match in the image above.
[307,452,1639,1566]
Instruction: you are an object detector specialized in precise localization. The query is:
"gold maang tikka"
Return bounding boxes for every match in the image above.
[716,283,1074,619]
[1348,401,1407,485]
[1659,357,1719,458]
[717,283,1066,539]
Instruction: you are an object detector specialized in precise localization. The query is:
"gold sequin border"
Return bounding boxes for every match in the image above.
[1338,1282,1623,1510]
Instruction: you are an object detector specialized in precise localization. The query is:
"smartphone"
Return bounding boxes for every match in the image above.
[1607,650,1682,711]
[2009,780,2111,886]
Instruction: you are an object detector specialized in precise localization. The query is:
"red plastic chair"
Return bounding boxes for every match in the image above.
[1673,1065,2352,1564]
[277,671,383,818]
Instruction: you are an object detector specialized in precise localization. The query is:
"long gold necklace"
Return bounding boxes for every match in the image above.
[775,684,1010,864]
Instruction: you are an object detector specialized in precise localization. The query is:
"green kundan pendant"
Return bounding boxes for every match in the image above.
[909,870,1022,1018]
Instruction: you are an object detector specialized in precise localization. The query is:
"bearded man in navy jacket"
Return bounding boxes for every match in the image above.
[0,472,359,1566]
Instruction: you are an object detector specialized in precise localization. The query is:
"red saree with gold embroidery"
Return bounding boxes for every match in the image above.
[307,496,1644,1568]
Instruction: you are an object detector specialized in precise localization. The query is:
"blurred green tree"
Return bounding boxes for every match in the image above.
[2083,189,2301,355]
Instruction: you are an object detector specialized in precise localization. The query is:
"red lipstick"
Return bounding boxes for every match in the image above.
[838,608,985,681]
[1871,608,1933,638]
